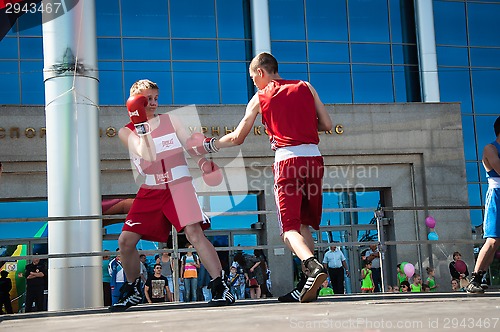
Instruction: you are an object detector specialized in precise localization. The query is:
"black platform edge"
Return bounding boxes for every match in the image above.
[1,291,498,322]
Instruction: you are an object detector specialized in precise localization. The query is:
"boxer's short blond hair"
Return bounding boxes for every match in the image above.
[129,79,159,96]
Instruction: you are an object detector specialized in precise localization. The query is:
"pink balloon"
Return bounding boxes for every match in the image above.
[454,259,467,274]
[404,263,415,278]
[425,216,436,228]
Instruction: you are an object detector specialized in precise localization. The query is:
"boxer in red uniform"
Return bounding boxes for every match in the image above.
[110,79,233,311]
[187,52,333,303]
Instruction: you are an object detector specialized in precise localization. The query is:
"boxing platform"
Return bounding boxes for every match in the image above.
[1,292,499,331]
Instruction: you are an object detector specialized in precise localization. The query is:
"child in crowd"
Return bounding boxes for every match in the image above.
[400,281,410,292]
[392,285,400,293]
[426,267,438,292]
[396,263,408,287]
[422,284,431,292]
[228,266,243,299]
[318,279,334,297]
[361,261,374,293]
[410,274,422,292]
[451,278,461,291]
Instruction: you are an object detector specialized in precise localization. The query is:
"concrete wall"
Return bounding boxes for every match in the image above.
[0,102,471,294]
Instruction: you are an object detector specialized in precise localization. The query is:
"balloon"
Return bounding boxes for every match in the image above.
[428,232,439,241]
[400,261,408,271]
[404,263,415,278]
[425,216,436,228]
[454,260,467,274]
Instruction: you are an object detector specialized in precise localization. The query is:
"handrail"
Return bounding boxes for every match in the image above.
[0,205,486,262]
[0,238,487,262]
[0,205,485,223]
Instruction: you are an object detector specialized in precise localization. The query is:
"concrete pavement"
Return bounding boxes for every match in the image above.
[1,292,499,331]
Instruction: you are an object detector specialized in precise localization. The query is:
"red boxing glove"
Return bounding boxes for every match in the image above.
[186,133,219,156]
[198,158,223,186]
[126,95,150,135]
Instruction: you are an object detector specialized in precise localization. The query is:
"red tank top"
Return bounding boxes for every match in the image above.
[258,80,319,150]
[125,114,189,181]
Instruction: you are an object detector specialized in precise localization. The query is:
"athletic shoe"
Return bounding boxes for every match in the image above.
[299,257,328,303]
[277,288,301,302]
[208,276,235,306]
[278,273,306,303]
[465,271,485,294]
[465,281,485,293]
[109,277,143,312]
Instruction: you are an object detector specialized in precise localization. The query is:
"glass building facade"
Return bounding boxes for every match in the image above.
[1,0,500,227]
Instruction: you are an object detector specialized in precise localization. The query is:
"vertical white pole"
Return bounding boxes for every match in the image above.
[414,0,440,102]
[250,0,272,55]
[42,0,102,310]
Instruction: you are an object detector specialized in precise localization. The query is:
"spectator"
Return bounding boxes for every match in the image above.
[246,253,265,299]
[449,251,469,283]
[361,261,374,293]
[139,254,149,282]
[363,244,382,292]
[322,244,350,295]
[426,267,438,292]
[108,249,126,305]
[392,285,399,293]
[400,281,410,293]
[318,279,334,297]
[102,250,112,306]
[410,274,422,292]
[422,284,431,292]
[144,264,169,304]
[227,266,243,300]
[0,270,13,314]
[159,251,174,302]
[451,278,461,291]
[181,244,200,302]
[396,263,408,287]
[266,269,272,297]
[139,254,149,302]
[254,249,273,298]
[231,253,247,300]
[178,278,185,302]
[24,253,46,312]
[197,261,212,301]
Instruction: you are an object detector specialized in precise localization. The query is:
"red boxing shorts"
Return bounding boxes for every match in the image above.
[273,156,324,234]
[122,179,209,242]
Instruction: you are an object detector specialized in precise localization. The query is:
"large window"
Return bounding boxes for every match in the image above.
[208,194,258,230]
[0,201,47,240]
[269,0,419,104]
[0,0,252,105]
[321,191,381,228]
[434,0,500,226]
[320,191,379,242]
